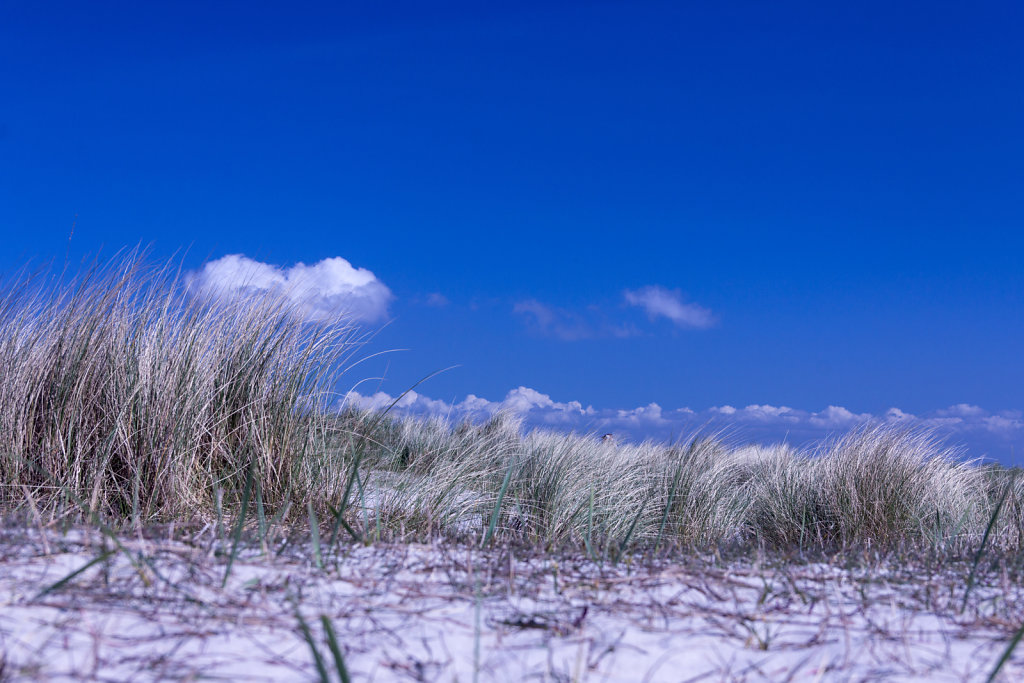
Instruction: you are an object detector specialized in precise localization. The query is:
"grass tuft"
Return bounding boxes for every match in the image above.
[2,254,1022,563]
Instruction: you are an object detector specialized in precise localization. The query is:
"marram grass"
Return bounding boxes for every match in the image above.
[2,255,1022,562]
[0,253,360,520]
[342,409,1017,558]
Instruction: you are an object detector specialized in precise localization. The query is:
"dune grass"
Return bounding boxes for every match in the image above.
[1,253,1022,566]
[338,409,1022,561]
[0,252,359,524]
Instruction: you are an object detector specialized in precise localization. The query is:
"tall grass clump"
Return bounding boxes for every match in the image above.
[325,410,1022,558]
[806,425,984,550]
[4,252,1020,561]
[0,253,358,520]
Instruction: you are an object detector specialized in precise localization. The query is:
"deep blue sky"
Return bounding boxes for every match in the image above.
[2,2,1022,461]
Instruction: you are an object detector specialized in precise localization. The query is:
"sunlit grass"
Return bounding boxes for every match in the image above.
[3,254,1024,680]
[1,252,1021,563]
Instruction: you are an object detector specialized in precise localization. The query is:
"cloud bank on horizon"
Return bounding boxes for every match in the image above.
[185,254,393,323]
[344,386,1023,462]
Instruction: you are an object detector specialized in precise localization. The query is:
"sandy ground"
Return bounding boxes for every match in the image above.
[1,524,1023,682]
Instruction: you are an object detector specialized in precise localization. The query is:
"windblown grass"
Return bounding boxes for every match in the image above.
[1,254,1022,564]
[339,410,1020,559]
[0,252,359,521]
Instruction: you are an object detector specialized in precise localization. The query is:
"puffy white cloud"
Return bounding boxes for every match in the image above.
[187,254,392,323]
[615,402,665,424]
[886,407,915,420]
[344,386,593,424]
[810,405,872,428]
[460,394,497,413]
[347,391,396,412]
[500,387,592,422]
[623,286,715,329]
[344,389,456,416]
[502,386,558,412]
[742,404,799,422]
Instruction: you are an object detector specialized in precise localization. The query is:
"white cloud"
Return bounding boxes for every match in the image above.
[743,404,799,421]
[186,254,393,323]
[809,405,871,428]
[500,387,592,422]
[460,394,496,413]
[623,286,715,329]
[616,403,665,424]
[341,388,1023,462]
[984,415,1021,433]
[344,386,594,425]
[937,404,985,417]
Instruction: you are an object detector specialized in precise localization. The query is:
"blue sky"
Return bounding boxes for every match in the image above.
[2,1,1022,462]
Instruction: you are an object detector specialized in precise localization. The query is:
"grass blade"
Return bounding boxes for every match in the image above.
[987,618,1024,683]
[327,503,361,545]
[256,479,267,554]
[320,615,352,683]
[35,549,116,600]
[222,457,256,588]
[655,461,686,555]
[330,368,458,548]
[584,485,596,561]
[296,610,330,683]
[309,501,323,569]
[482,460,515,547]
[613,498,648,565]
[963,471,1017,613]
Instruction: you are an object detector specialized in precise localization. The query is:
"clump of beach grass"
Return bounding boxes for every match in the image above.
[329,409,1022,562]
[0,251,359,523]
[1,254,1022,566]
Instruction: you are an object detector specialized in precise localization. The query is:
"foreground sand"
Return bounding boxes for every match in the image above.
[1,525,1022,681]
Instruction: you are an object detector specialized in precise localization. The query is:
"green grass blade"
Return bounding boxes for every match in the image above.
[35,549,116,600]
[309,501,323,569]
[584,485,595,561]
[320,615,352,683]
[329,436,363,547]
[327,503,361,545]
[655,463,685,555]
[256,479,267,552]
[222,457,256,588]
[613,498,648,565]
[963,471,1016,613]
[296,611,330,683]
[987,618,1024,683]
[482,460,515,547]
[330,368,458,547]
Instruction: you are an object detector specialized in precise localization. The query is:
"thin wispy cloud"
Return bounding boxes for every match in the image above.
[513,299,596,340]
[623,285,716,329]
[425,292,450,307]
[515,286,713,340]
[186,254,393,323]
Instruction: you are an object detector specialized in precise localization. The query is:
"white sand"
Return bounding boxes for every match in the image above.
[1,526,1022,681]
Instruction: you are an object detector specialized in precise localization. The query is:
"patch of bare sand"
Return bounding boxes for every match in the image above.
[1,525,1023,681]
